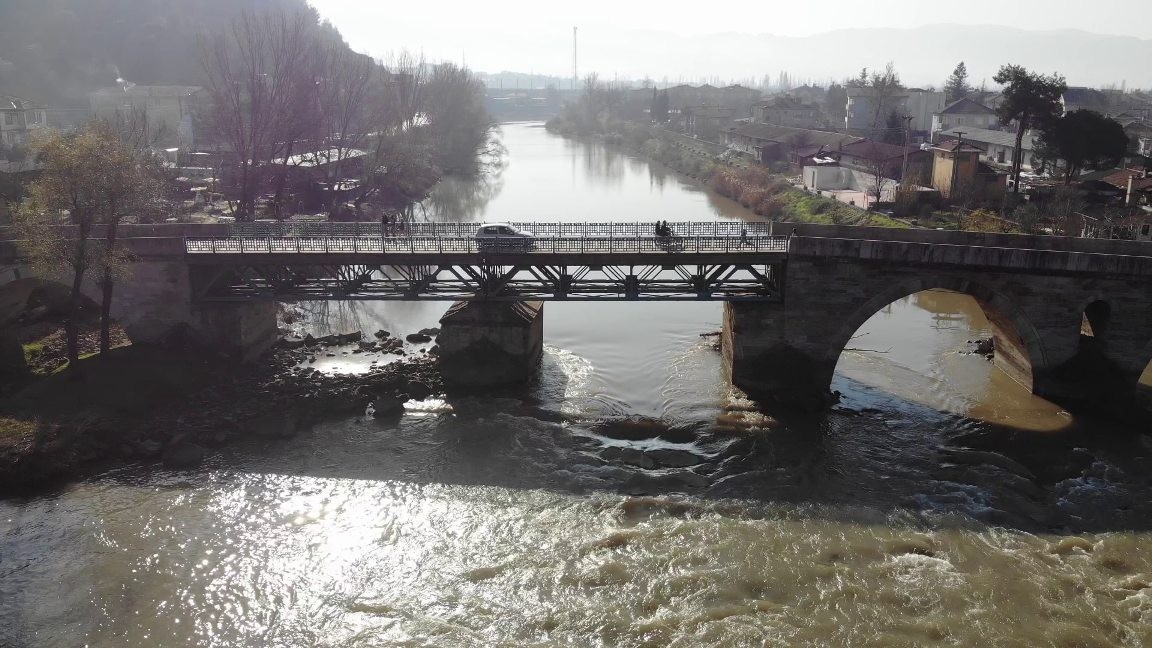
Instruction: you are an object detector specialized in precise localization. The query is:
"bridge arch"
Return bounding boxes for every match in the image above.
[821,274,1047,392]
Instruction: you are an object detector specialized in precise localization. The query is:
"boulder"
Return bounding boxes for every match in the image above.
[303,334,318,347]
[340,331,363,343]
[372,393,408,417]
[374,330,390,339]
[280,337,306,350]
[417,327,441,337]
[406,333,433,344]
[162,441,206,469]
[358,340,377,351]
[404,380,434,400]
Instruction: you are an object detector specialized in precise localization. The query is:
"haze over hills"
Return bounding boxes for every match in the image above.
[0,0,347,106]
[521,23,1151,89]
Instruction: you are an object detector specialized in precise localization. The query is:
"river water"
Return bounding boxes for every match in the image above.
[4,123,1152,647]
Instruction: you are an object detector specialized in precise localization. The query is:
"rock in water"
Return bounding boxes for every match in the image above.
[162,441,206,469]
[372,393,408,417]
[417,327,441,337]
[374,330,390,339]
[303,334,318,347]
[405,333,433,343]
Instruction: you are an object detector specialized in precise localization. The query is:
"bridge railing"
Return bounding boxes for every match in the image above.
[229,220,782,239]
[184,233,790,255]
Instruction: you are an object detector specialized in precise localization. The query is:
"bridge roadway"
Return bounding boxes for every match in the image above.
[183,221,790,302]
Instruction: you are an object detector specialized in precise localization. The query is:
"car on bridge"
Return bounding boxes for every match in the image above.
[475,223,535,250]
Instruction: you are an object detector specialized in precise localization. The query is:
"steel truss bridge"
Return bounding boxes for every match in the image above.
[184,221,790,302]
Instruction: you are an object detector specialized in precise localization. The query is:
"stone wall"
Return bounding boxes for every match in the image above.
[724,251,1152,405]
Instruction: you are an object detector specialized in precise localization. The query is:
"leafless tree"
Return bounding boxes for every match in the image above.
[199,10,324,219]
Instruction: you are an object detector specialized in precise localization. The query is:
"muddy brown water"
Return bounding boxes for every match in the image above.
[3,123,1152,647]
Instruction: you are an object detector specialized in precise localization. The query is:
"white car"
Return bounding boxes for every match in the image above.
[474,223,535,250]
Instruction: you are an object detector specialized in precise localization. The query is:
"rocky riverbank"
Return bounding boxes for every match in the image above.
[0,330,444,493]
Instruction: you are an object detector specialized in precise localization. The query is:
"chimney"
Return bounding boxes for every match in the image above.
[1128,174,1136,206]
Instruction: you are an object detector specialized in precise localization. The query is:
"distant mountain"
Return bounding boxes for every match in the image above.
[0,0,347,107]
[562,24,1152,89]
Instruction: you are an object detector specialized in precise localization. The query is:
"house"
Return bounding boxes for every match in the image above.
[837,139,930,182]
[936,126,1038,171]
[0,95,48,148]
[723,122,861,165]
[752,96,828,130]
[903,90,947,137]
[930,140,1006,200]
[845,88,943,136]
[89,84,203,146]
[787,85,826,105]
[1099,169,1152,208]
[1082,211,1152,242]
[931,98,1000,139]
[685,106,741,142]
[1061,87,1111,115]
[845,87,908,133]
[1115,117,1152,157]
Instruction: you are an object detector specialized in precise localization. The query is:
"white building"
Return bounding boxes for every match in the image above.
[89,84,203,146]
[931,98,999,140]
[0,95,48,148]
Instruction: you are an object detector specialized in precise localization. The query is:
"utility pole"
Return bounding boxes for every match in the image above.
[900,115,914,187]
[950,131,966,228]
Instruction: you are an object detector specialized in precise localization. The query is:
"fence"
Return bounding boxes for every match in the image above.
[185,232,790,255]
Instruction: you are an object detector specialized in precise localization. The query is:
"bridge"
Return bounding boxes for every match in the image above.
[2,220,1151,406]
[183,221,789,302]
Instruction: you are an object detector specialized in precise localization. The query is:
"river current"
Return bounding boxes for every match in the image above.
[4,123,1152,647]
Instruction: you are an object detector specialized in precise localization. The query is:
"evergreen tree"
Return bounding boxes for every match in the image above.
[944,62,972,103]
[993,65,1067,194]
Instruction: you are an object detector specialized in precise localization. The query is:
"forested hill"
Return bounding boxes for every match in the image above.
[0,0,346,107]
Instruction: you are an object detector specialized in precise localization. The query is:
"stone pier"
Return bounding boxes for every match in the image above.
[103,260,279,361]
[437,301,544,387]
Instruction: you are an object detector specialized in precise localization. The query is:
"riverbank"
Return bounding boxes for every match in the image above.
[0,331,442,493]
[544,117,907,228]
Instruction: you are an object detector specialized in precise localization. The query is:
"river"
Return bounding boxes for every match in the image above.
[3,122,1152,647]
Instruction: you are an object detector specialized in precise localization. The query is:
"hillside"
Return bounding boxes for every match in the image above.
[0,0,346,107]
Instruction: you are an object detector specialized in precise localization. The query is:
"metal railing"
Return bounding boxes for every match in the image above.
[185,234,789,255]
[186,221,791,255]
[230,220,782,239]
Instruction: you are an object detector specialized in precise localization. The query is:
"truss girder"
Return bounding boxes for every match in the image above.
[191,262,785,302]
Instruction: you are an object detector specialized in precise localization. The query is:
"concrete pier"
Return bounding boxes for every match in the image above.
[437,301,544,387]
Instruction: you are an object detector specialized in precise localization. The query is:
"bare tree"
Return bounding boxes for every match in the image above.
[869,63,903,135]
[310,45,381,216]
[199,10,324,219]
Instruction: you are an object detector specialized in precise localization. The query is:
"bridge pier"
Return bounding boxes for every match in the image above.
[437,300,544,387]
[722,301,838,407]
[114,260,279,361]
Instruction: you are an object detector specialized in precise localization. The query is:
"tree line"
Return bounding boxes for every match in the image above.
[10,7,498,372]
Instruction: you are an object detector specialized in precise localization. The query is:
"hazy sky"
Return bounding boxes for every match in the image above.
[308,0,1152,83]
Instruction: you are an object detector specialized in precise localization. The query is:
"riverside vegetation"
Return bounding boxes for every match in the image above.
[0,310,443,492]
[545,117,907,229]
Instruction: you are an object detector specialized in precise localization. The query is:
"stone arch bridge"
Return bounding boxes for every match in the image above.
[1,221,1149,405]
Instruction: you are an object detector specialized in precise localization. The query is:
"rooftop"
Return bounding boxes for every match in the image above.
[0,95,42,111]
[932,140,986,154]
[937,126,1037,151]
[725,122,862,149]
[839,139,921,161]
[938,97,996,116]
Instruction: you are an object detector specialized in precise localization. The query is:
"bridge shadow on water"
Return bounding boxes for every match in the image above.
[103,365,1152,538]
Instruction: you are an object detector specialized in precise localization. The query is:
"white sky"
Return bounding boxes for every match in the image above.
[308,0,1152,83]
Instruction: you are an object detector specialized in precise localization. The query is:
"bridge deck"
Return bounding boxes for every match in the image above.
[182,225,788,302]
